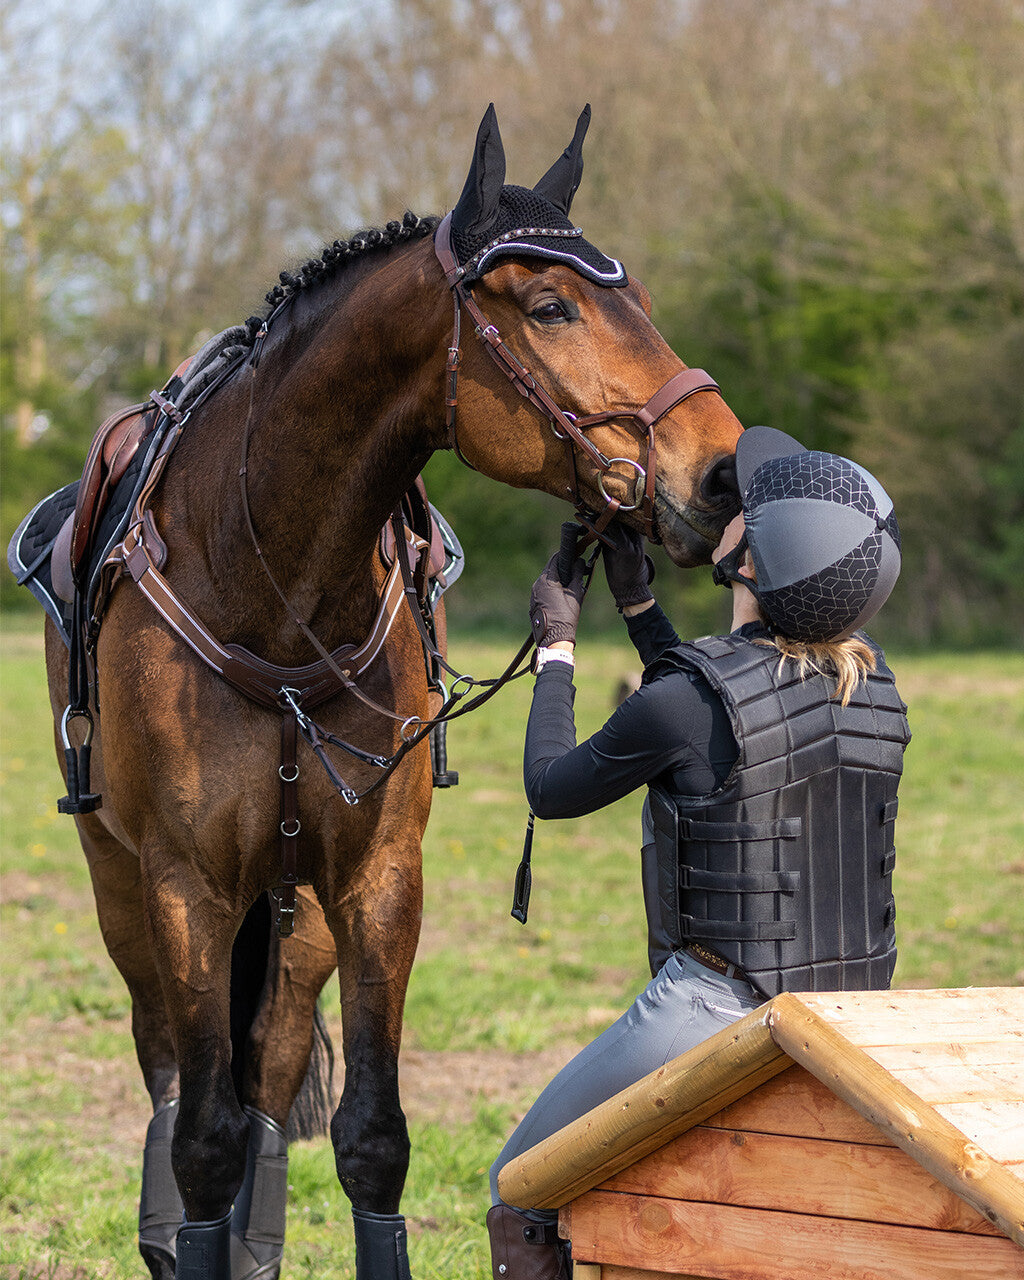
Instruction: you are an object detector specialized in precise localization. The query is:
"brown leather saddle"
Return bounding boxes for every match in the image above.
[50,401,162,602]
[50,355,195,604]
[381,476,450,591]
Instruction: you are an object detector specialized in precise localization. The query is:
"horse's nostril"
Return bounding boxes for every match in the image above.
[702,454,739,506]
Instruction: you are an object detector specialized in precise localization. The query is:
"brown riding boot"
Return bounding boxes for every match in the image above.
[486,1205,571,1279]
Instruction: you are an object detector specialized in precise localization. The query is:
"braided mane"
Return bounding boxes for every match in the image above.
[244,211,440,340]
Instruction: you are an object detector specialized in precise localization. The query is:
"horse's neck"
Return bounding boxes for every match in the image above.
[163,243,448,657]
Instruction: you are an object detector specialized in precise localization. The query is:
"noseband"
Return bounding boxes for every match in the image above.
[434,211,722,541]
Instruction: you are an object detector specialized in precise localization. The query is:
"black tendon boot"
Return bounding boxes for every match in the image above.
[352,1207,413,1280]
[486,1205,571,1280]
[139,1099,184,1280]
[176,1210,233,1280]
[230,1108,289,1279]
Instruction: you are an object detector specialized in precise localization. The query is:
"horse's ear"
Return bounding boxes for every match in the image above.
[452,104,506,241]
[533,104,591,214]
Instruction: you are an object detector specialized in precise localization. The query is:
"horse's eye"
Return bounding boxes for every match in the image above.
[531,299,572,325]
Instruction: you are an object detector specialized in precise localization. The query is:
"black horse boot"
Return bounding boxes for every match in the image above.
[177,1210,233,1280]
[352,1207,413,1280]
[486,1205,571,1279]
[230,1107,289,1279]
[138,1099,183,1280]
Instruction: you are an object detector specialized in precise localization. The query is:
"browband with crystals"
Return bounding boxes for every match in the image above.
[456,225,584,280]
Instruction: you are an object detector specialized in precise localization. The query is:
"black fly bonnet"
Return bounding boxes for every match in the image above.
[450,106,626,287]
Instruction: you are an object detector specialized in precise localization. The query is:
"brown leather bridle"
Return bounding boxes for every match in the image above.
[433,211,723,541]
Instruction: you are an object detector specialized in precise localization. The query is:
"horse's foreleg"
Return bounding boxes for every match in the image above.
[79,816,179,1105]
[322,829,423,1280]
[140,861,249,1249]
[76,816,183,1279]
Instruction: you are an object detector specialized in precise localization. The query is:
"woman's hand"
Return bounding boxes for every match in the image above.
[530,551,587,647]
[602,523,655,611]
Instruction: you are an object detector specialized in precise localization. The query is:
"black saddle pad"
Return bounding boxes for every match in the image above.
[7,423,170,648]
[7,482,79,644]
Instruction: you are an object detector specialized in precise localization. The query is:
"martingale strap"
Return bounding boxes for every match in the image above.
[433,211,722,541]
[119,480,444,934]
[114,414,537,931]
[276,711,300,937]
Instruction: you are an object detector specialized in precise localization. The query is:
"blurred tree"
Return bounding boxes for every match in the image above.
[1,2,132,441]
[2,0,1021,640]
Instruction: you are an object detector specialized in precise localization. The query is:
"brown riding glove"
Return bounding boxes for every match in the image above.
[530,552,587,647]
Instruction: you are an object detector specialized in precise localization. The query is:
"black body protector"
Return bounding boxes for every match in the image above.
[645,633,910,999]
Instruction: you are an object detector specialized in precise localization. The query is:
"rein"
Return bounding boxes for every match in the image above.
[433,212,723,542]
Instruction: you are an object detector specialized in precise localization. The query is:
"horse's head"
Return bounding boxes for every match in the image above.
[439,105,742,566]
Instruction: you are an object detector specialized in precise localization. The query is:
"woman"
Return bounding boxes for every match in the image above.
[486,426,910,1280]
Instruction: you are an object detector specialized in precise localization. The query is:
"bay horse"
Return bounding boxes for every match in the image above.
[41,105,742,1278]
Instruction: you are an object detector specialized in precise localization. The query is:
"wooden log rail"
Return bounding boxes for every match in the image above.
[498,989,1024,1250]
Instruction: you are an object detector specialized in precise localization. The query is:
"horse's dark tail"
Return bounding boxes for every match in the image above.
[230,894,336,1143]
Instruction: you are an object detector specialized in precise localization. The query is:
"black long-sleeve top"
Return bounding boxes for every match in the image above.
[523,603,759,818]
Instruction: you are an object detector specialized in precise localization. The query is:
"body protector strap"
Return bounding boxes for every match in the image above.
[646,633,910,998]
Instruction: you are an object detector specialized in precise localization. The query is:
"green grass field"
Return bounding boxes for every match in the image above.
[2,615,1022,1278]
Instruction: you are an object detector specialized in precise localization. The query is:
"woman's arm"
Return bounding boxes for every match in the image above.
[523,661,703,818]
[624,598,682,667]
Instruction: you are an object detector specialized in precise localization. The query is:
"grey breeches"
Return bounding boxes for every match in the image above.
[489,948,763,1208]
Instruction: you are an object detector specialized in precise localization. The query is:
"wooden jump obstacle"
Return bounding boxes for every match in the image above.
[499,988,1024,1280]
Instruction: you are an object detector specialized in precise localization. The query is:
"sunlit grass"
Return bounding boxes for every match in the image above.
[2,615,1022,1275]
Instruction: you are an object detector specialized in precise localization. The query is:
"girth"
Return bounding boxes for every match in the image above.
[433,211,722,541]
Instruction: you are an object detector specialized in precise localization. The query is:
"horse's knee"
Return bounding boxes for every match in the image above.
[331,1094,410,1212]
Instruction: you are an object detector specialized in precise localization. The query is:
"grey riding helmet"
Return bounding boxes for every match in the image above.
[713,425,901,642]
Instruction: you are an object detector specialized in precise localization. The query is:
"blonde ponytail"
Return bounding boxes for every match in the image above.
[756,633,877,706]
[740,556,876,704]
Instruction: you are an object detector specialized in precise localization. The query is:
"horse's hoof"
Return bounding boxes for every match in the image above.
[234,1261,282,1280]
[139,1240,176,1280]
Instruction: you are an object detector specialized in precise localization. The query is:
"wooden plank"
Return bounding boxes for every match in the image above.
[881,1058,1024,1104]
[934,1100,1024,1163]
[789,989,1024,1047]
[936,1099,1024,1134]
[600,1271,714,1280]
[768,992,1024,1246]
[498,1006,790,1211]
[702,1064,893,1145]
[567,1208,718,1279]
[598,1124,1002,1234]
[601,1270,714,1280]
[870,1039,1024,1074]
[569,1191,1024,1280]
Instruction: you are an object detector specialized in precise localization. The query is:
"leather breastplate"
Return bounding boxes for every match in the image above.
[647,633,910,997]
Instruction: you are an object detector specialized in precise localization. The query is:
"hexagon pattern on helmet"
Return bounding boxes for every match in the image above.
[761,537,883,641]
[743,450,900,641]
